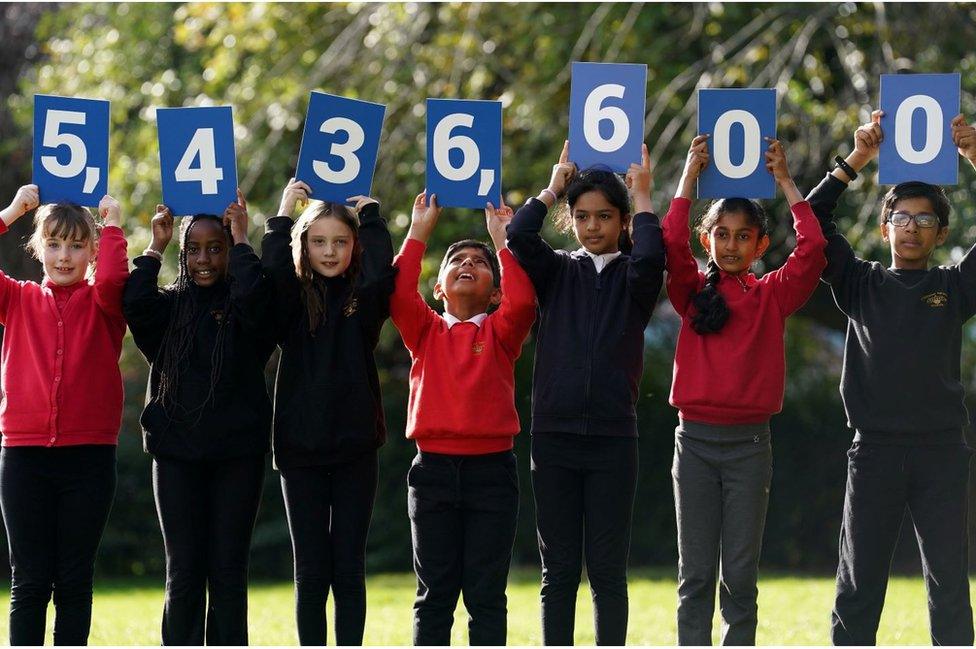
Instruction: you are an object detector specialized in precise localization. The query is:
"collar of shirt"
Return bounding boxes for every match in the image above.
[442,312,489,328]
[572,248,622,274]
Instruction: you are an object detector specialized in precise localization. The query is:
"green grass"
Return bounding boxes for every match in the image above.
[0,570,964,645]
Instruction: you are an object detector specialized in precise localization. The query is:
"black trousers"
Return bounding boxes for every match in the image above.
[280,451,378,646]
[152,454,265,646]
[530,433,638,646]
[831,441,974,646]
[408,450,519,646]
[0,445,116,646]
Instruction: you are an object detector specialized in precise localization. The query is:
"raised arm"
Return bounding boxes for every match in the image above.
[949,115,976,317]
[486,201,536,355]
[122,204,173,357]
[224,190,273,334]
[624,143,665,311]
[92,195,129,321]
[662,136,709,316]
[0,184,40,323]
[506,140,576,296]
[348,195,395,288]
[390,191,441,353]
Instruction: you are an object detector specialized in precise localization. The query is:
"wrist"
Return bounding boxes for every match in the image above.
[846,151,871,172]
[633,194,653,213]
[143,248,162,261]
[539,187,559,207]
[407,225,430,243]
[149,241,168,254]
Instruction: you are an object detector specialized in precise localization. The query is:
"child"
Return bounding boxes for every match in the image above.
[261,179,395,646]
[808,112,976,645]
[0,185,128,645]
[122,192,275,646]
[505,142,665,646]
[662,136,826,645]
[390,191,536,645]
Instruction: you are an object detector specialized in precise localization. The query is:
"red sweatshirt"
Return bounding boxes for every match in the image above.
[662,198,826,424]
[390,238,536,454]
[0,223,129,446]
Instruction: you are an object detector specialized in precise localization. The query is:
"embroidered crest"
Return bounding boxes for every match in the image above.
[343,298,359,317]
[922,291,948,308]
[211,309,225,323]
[472,342,485,355]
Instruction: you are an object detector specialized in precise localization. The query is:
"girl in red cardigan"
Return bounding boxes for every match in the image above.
[662,137,826,645]
[0,184,129,646]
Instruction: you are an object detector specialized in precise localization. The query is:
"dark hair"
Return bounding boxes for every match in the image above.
[556,166,633,254]
[291,201,362,332]
[880,181,950,228]
[690,198,769,335]
[439,239,500,288]
[27,202,100,262]
[155,214,234,423]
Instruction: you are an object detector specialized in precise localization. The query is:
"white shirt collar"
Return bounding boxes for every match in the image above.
[574,248,622,274]
[442,312,489,328]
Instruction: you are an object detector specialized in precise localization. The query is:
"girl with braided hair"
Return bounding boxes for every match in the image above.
[122,191,276,645]
[662,134,826,645]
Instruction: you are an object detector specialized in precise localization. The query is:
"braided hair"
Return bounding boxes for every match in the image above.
[691,198,768,335]
[154,214,234,423]
[290,201,363,332]
[554,166,634,254]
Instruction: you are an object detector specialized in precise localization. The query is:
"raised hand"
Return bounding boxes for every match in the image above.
[542,140,577,205]
[485,199,514,251]
[149,204,175,254]
[407,191,441,244]
[1,184,40,225]
[278,177,312,216]
[764,138,802,205]
[224,188,249,245]
[852,109,884,165]
[98,194,121,227]
[625,143,653,214]
[347,194,379,213]
[952,114,976,165]
[677,134,709,199]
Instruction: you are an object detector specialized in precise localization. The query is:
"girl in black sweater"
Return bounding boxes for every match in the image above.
[262,178,395,646]
[123,193,276,645]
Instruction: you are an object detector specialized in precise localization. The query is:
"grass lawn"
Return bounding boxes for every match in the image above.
[0,569,961,645]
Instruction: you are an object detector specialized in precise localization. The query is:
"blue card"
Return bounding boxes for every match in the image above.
[32,94,110,207]
[698,88,776,199]
[425,99,502,209]
[568,62,647,172]
[879,73,960,185]
[157,106,238,216]
[295,91,386,204]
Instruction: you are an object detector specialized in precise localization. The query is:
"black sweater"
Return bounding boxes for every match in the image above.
[123,245,277,461]
[261,203,395,469]
[506,197,666,437]
[808,173,976,442]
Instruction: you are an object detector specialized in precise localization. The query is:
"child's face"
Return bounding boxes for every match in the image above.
[572,190,625,255]
[42,232,95,286]
[881,196,949,268]
[184,219,230,287]
[434,246,501,311]
[698,211,770,275]
[305,217,355,278]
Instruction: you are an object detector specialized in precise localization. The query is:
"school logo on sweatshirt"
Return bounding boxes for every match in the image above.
[922,291,948,308]
[343,298,359,317]
[472,342,485,355]
[211,309,225,323]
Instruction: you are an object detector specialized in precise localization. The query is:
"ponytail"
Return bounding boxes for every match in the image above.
[690,258,730,334]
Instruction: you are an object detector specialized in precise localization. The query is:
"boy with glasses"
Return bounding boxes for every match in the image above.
[807,110,976,645]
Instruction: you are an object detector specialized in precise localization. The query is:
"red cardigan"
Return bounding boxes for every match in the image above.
[662,198,826,424]
[0,223,129,447]
[391,238,536,454]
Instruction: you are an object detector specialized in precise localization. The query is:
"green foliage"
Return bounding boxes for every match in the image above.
[2,2,976,579]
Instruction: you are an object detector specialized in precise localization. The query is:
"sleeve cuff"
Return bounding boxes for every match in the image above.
[266,216,294,233]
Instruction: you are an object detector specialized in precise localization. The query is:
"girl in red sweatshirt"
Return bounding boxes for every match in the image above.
[0,184,129,646]
[662,137,826,645]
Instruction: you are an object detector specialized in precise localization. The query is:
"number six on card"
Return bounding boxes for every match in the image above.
[425,98,502,210]
[295,91,387,205]
[156,105,239,216]
[32,94,110,207]
[568,62,647,172]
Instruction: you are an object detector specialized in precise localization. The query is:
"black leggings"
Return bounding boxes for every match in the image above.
[280,451,378,646]
[531,433,639,646]
[0,445,117,646]
[152,455,265,646]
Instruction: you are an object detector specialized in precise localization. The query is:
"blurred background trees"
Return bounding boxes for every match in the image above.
[1,2,975,578]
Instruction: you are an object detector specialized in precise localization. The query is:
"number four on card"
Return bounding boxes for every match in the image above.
[157,106,239,217]
[33,94,110,207]
[295,91,387,205]
[425,99,502,210]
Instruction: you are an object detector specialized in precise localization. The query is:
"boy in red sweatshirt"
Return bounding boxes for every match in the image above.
[390,192,536,645]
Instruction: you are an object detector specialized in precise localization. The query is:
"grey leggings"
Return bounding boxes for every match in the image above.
[672,420,772,646]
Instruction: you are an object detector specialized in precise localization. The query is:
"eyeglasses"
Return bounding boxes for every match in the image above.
[886,211,941,229]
